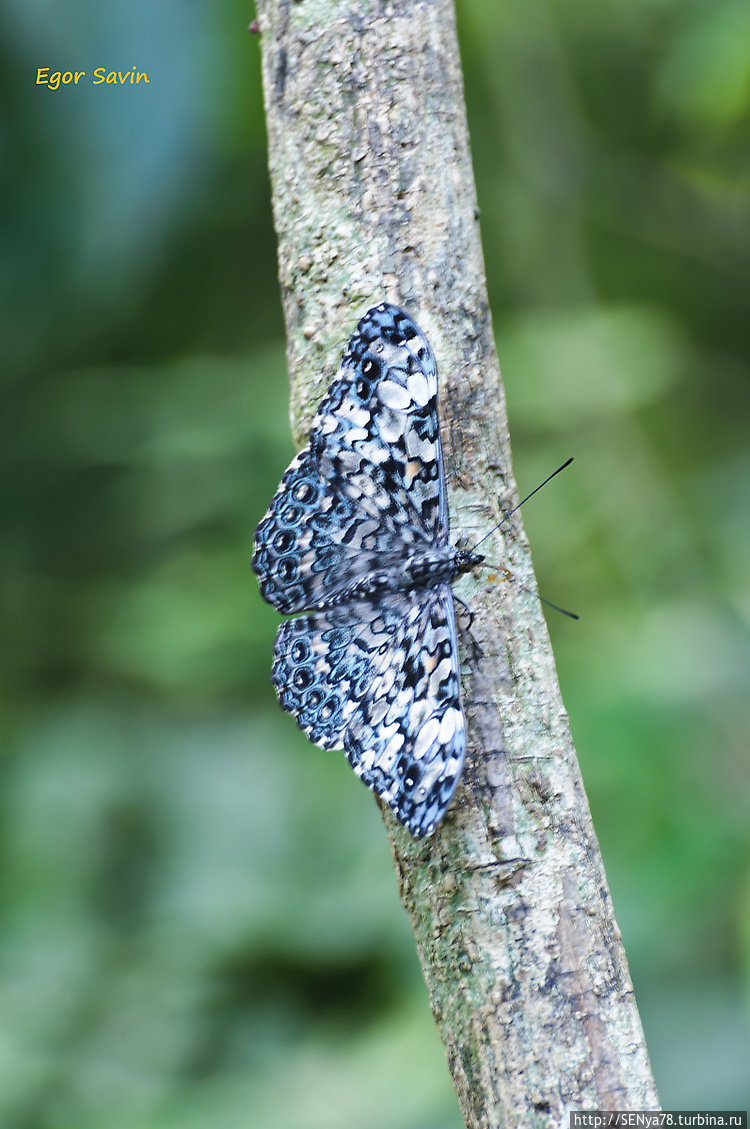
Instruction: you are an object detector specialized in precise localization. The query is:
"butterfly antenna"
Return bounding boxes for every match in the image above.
[472,457,574,551]
[484,565,579,620]
[538,593,579,620]
[474,458,578,620]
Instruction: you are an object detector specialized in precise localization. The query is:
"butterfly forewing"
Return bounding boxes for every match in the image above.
[314,303,448,543]
[253,303,469,837]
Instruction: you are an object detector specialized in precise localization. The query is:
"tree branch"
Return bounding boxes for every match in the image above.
[254,0,659,1122]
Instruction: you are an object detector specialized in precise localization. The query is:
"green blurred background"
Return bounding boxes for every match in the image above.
[2,0,749,1125]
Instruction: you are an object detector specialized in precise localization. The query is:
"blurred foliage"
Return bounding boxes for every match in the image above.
[1,0,749,1125]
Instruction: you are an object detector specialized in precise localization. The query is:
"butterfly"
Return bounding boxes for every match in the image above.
[252,303,484,837]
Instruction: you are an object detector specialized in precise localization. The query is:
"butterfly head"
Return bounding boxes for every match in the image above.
[453,548,485,577]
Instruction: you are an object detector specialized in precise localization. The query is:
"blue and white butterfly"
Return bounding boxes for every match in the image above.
[252,303,483,837]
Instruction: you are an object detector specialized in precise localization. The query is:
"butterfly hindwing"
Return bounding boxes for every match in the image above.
[271,591,465,838]
[345,585,465,838]
[270,600,402,750]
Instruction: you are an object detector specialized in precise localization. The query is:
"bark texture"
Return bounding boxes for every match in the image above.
[253,0,660,1124]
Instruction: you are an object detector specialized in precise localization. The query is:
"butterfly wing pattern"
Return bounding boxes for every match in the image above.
[252,303,483,837]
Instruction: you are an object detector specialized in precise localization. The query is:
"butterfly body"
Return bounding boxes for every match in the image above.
[253,303,478,837]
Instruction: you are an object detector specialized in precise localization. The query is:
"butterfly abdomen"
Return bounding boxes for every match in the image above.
[311,544,483,608]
